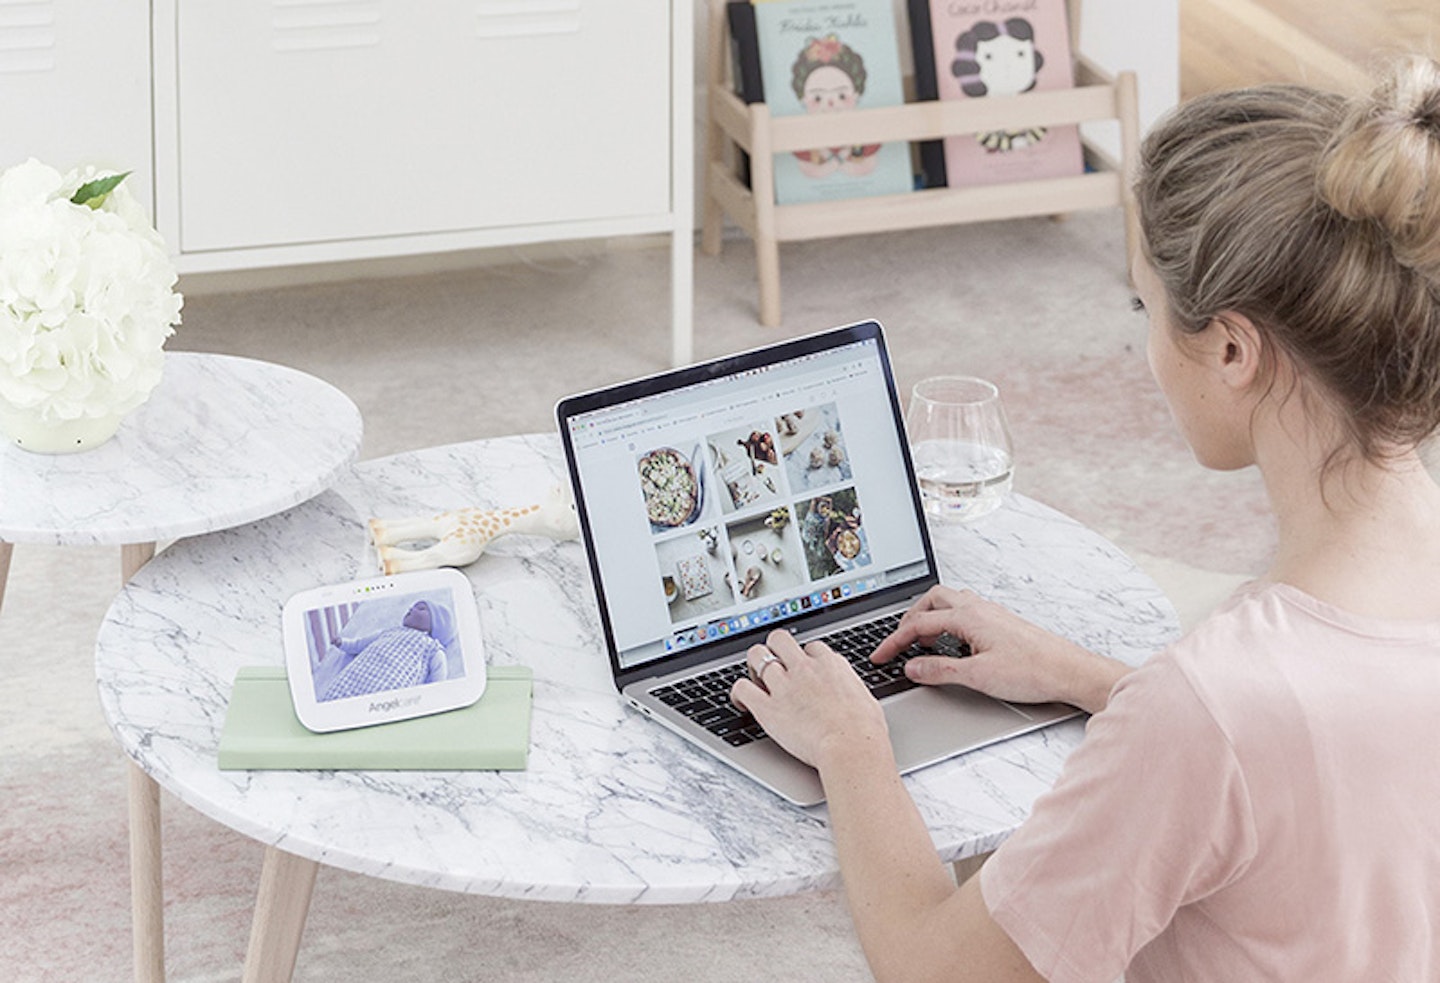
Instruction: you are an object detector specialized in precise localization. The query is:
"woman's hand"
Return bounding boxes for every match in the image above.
[730,630,889,771]
[871,587,1129,715]
[730,627,1049,983]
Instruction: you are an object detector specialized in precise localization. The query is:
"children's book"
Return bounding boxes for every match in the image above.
[727,1,766,187]
[750,0,914,205]
[729,1,766,106]
[908,0,1084,188]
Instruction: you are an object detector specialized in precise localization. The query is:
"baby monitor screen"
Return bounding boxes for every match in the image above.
[297,587,467,703]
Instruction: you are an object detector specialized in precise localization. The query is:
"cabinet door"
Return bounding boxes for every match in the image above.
[173,1,672,252]
[1,0,152,218]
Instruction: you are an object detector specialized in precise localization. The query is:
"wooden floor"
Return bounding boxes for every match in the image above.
[1181,0,1440,98]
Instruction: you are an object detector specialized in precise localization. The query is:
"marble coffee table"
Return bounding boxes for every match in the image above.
[96,433,1179,981]
[0,350,363,601]
[0,350,363,983]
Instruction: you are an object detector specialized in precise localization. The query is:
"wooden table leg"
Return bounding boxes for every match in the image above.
[951,851,990,885]
[243,847,319,983]
[123,541,164,982]
[129,763,166,983]
[122,542,157,584]
[117,539,319,981]
[0,540,12,614]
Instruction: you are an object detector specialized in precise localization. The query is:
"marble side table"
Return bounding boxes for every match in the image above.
[96,434,1179,982]
[0,351,363,983]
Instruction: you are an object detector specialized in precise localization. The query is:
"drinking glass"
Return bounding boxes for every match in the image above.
[905,376,1014,523]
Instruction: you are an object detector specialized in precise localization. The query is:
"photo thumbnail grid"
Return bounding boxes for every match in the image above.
[637,402,876,633]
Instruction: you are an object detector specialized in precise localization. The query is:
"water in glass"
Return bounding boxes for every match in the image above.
[912,439,1013,521]
[906,376,1014,523]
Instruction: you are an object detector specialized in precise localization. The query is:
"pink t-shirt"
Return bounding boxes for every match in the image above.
[981,582,1440,982]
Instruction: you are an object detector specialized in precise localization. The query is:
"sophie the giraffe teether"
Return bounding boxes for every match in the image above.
[367,483,580,574]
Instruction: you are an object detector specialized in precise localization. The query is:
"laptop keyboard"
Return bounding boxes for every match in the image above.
[647,613,972,747]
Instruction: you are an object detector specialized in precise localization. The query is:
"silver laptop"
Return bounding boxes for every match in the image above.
[556,320,1076,805]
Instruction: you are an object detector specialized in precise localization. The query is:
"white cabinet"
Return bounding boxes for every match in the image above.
[153,0,694,363]
[0,0,153,217]
[4,1,694,364]
[166,2,671,251]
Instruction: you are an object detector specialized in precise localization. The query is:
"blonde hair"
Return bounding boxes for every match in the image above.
[1135,56,1440,462]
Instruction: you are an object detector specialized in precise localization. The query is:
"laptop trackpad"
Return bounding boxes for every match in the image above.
[885,686,1039,773]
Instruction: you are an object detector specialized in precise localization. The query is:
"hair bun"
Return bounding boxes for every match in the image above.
[1319,55,1440,283]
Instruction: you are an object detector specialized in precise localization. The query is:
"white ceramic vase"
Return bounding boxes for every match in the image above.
[0,404,133,454]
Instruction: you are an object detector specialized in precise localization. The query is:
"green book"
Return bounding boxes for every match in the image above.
[218,665,532,771]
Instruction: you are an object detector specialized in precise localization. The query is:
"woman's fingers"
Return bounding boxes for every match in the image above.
[734,632,806,707]
[903,654,982,687]
[764,628,809,663]
[730,675,765,714]
[871,607,969,664]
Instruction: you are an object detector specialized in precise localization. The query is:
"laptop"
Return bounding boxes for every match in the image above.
[556,320,1077,805]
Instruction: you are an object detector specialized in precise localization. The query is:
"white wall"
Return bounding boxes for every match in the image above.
[1076,0,1181,130]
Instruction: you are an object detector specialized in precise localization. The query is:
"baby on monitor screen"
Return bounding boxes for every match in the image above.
[312,594,458,702]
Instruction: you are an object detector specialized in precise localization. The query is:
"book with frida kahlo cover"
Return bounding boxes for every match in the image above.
[749,0,914,204]
[908,0,1084,189]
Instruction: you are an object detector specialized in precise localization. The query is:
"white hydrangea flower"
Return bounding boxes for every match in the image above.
[0,158,183,423]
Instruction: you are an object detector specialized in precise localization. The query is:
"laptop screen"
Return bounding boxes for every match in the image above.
[558,322,936,678]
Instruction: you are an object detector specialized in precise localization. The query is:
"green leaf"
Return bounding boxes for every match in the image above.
[70,171,132,209]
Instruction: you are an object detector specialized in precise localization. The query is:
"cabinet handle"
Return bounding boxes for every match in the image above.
[271,0,381,53]
[476,0,582,39]
[0,0,55,74]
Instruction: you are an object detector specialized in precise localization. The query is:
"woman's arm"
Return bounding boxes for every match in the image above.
[820,726,1045,983]
[732,632,1044,983]
[871,587,1131,714]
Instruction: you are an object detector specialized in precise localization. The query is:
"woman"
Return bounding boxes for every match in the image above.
[732,57,1440,982]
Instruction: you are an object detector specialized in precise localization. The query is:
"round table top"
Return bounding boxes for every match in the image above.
[96,434,1180,905]
[0,351,363,546]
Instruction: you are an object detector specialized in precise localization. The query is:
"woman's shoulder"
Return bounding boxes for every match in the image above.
[1173,579,1440,667]
[1104,584,1317,737]
[1147,583,1309,698]
[1136,579,1440,745]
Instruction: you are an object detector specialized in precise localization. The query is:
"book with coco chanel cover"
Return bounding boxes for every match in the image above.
[908,0,1084,189]
[749,0,914,204]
